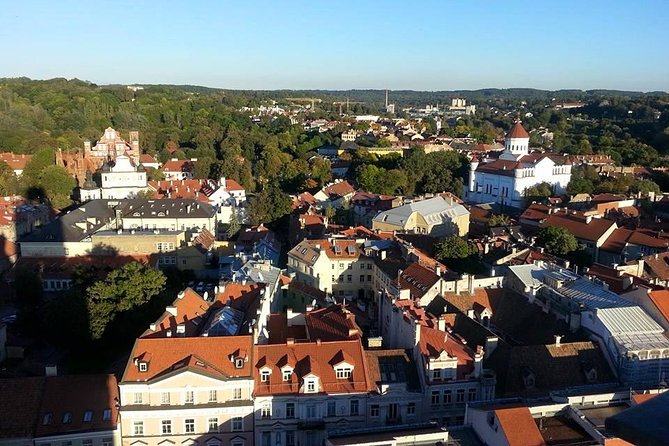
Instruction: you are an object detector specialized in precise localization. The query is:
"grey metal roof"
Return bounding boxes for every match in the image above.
[596,306,664,336]
[121,198,215,218]
[372,196,469,226]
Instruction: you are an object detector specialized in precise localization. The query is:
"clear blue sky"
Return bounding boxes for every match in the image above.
[1,0,668,91]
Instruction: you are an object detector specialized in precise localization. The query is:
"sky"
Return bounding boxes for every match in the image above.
[1,0,668,91]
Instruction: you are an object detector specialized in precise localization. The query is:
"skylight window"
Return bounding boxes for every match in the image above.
[102,409,112,421]
[63,412,72,424]
[83,411,93,423]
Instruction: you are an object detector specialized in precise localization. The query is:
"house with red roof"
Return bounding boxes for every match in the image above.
[467,405,546,446]
[0,152,32,176]
[467,122,572,208]
[314,179,356,209]
[253,338,375,446]
[120,336,255,446]
[161,158,195,180]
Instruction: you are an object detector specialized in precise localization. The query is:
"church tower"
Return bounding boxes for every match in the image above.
[501,121,530,160]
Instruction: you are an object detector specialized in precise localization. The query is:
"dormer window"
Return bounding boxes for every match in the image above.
[431,369,441,381]
[305,378,318,393]
[335,367,352,379]
[282,369,292,381]
[42,413,53,425]
[138,362,148,372]
[83,411,93,423]
[102,409,112,421]
[63,412,72,424]
[235,358,244,369]
[260,370,271,382]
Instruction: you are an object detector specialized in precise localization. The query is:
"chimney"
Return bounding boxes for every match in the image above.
[435,265,441,276]
[438,316,446,331]
[484,336,499,358]
[316,338,322,346]
[586,215,593,224]
[474,346,484,378]
[287,338,295,345]
[554,335,563,347]
[414,320,422,345]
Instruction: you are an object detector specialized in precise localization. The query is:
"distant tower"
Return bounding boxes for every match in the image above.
[385,89,389,108]
[385,89,396,114]
[500,121,530,160]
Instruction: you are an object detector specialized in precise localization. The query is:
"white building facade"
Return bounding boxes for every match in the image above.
[466,122,572,208]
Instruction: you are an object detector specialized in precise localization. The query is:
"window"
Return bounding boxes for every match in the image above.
[468,388,477,401]
[431,391,440,406]
[283,370,292,381]
[332,275,336,283]
[231,416,243,432]
[233,388,242,400]
[42,413,52,425]
[347,263,352,270]
[407,403,416,415]
[261,403,272,419]
[432,369,441,380]
[275,432,282,446]
[133,392,143,404]
[83,410,93,422]
[327,400,336,417]
[185,419,195,433]
[209,390,217,402]
[367,275,372,282]
[161,392,170,405]
[456,389,465,403]
[360,275,365,282]
[286,431,295,446]
[133,421,144,436]
[235,358,244,369]
[82,440,92,446]
[139,362,148,372]
[102,438,112,446]
[335,367,352,379]
[208,417,218,433]
[102,409,112,421]
[306,405,316,419]
[305,379,317,393]
[62,412,72,424]
[443,390,452,404]
[162,420,172,434]
[350,399,359,416]
[286,402,295,419]
[185,390,194,404]
[261,370,271,382]
[346,275,352,283]
[370,405,379,417]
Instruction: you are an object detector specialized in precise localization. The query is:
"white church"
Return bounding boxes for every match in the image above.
[80,153,149,201]
[466,122,572,208]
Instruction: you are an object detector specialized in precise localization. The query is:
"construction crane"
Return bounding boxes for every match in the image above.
[285,97,323,110]
[332,98,365,115]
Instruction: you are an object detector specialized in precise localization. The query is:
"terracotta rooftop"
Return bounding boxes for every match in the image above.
[266,313,308,344]
[648,290,669,325]
[643,252,669,281]
[541,213,616,242]
[506,121,530,139]
[254,339,374,396]
[123,336,253,382]
[397,263,441,299]
[305,304,362,341]
[319,180,356,199]
[141,288,209,338]
[161,159,194,173]
[419,325,475,380]
[495,406,546,446]
[0,377,44,439]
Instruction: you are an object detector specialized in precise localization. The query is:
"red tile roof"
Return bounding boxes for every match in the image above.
[123,336,253,382]
[305,304,362,341]
[495,406,546,446]
[266,313,308,344]
[506,122,530,139]
[162,159,194,173]
[320,180,356,199]
[141,288,209,338]
[397,263,440,299]
[36,374,119,437]
[0,152,32,171]
[419,326,475,379]
[139,153,158,164]
[0,377,44,438]
[541,214,616,242]
[254,339,374,396]
[631,392,658,405]
[648,290,669,325]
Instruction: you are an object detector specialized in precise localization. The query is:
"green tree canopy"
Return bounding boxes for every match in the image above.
[38,165,76,208]
[537,226,578,255]
[247,183,292,225]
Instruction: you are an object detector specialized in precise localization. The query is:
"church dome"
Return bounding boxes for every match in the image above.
[506,121,530,139]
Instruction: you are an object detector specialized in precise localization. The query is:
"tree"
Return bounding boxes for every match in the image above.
[0,161,20,196]
[86,262,166,340]
[247,183,292,225]
[435,236,477,261]
[146,167,165,181]
[193,156,214,179]
[537,226,578,255]
[630,179,661,195]
[226,207,241,239]
[37,165,76,209]
[488,214,510,227]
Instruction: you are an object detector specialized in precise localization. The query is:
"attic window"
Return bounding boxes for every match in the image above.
[335,367,352,379]
[235,358,245,369]
[42,413,53,425]
[305,378,318,393]
[102,409,112,421]
[282,369,292,381]
[138,362,148,372]
[260,370,271,382]
[63,412,72,424]
[301,248,307,255]
[83,411,93,423]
